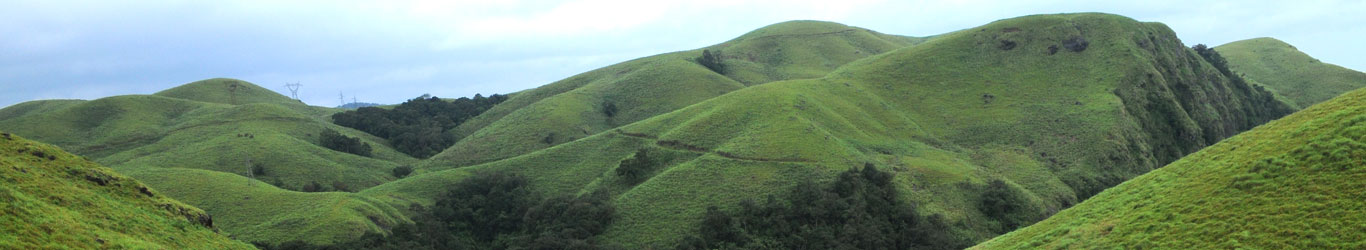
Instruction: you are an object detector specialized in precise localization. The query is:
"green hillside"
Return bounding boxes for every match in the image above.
[0,79,414,245]
[1218,37,1366,109]
[974,88,1366,249]
[366,13,1294,247]
[0,131,253,249]
[425,20,925,170]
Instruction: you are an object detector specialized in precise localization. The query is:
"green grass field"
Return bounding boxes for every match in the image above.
[974,87,1366,249]
[0,79,414,245]
[424,21,924,171]
[1219,37,1366,109]
[0,131,253,249]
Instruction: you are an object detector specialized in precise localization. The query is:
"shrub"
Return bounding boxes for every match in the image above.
[696,49,725,74]
[616,148,655,184]
[979,179,1036,232]
[392,166,414,178]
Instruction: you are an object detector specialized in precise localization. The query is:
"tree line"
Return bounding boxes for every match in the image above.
[331,94,507,158]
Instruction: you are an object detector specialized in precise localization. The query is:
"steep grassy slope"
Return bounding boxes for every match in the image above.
[368,13,1293,247]
[0,79,413,245]
[0,131,253,249]
[975,88,1366,249]
[425,21,924,170]
[1219,37,1366,109]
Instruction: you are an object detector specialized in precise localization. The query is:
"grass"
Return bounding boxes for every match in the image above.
[0,131,254,249]
[0,79,415,245]
[425,21,923,170]
[120,167,406,245]
[370,13,1299,247]
[973,88,1366,249]
[0,12,1355,248]
[1218,37,1366,109]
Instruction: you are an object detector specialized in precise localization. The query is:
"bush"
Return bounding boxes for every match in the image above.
[320,129,372,157]
[979,179,1036,232]
[392,166,414,178]
[251,163,267,176]
[696,49,725,74]
[616,148,655,184]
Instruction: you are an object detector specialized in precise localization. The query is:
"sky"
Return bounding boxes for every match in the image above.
[3,0,1364,108]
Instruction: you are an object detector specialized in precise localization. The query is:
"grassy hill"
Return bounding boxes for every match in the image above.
[1218,37,1366,109]
[0,79,414,245]
[424,20,925,170]
[366,13,1294,247]
[974,88,1366,249]
[0,131,253,249]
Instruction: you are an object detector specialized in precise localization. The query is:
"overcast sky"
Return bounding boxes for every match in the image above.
[3,0,1363,108]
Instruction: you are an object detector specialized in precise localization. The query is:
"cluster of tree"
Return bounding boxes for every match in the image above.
[391,166,414,178]
[299,180,353,193]
[676,164,968,250]
[616,148,657,185]
[1192,44,1232,76]
[331,94,508,158]
[978,179,1038,233]
[319,129,373,157]
[696,49,725,74]
[257,171,617,250]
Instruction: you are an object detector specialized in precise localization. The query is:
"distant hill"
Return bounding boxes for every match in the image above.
[1218,37,1366,109]
[974,87,1366,249]
[337,102,384,109]
[0,131,252,249]
[424,20,927,170]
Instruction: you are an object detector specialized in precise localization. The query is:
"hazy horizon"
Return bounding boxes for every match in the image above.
[3,0,1363,108]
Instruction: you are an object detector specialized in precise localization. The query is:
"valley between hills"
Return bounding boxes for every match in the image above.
[3,12,1365,249]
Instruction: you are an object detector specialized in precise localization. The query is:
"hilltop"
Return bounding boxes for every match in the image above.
[0,131,253,249]
[974,87,1366,249]
[1218,37,1366,109]
[423,20,926,170]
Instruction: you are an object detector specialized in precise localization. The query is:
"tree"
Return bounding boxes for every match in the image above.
[320,129,373,157]
[392,166,414,178]
[979,179,1034,232]
[696,49,725,74]
[616,148,655,184]
[330,93,508,158]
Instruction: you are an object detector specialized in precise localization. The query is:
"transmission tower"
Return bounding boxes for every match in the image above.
[339,91,345,107]
[284,82,302,100]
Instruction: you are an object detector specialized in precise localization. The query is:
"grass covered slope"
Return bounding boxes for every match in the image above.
[425,20,922,170]
[975,88,1366,249]
[0,79,414,246]
[371,13,1293,247]
[1218,37,1366,108]
[122,167,406,245]
[0,131,252,249]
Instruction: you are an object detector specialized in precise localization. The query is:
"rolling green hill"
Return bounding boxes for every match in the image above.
[3,13,1357,249]
[973,88,1366,249]
[366,13,1294,247]
[0,79,413,245]
[1218,37,1366,109]
[0,131,253,249]
[424,20,926,170]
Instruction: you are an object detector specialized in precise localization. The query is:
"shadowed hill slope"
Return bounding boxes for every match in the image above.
[974,88,1366,249]
[368,13,1293,247]
[0,131,253,249]
[1218,37,1366,109]
[424,20,925,170]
